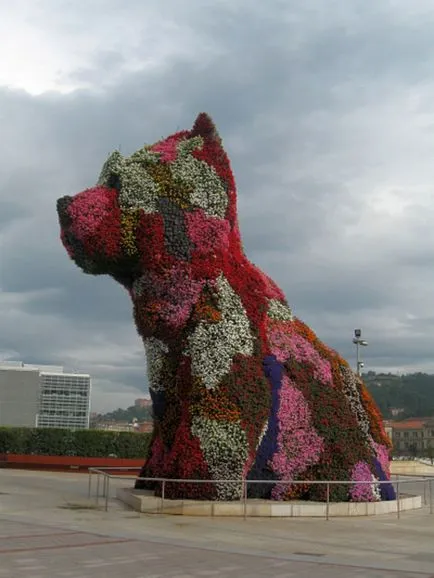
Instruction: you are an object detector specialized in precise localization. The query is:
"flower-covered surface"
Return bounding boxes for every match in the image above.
[57,113,395,502]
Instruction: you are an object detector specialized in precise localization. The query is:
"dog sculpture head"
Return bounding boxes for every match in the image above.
[57,113,248,338]
[57,113,241,283]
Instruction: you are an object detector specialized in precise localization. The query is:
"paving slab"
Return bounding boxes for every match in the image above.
[0,521,429,578]
[0,469,433,577]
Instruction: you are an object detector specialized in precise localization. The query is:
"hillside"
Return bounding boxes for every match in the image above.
[363,371,434,419]
[95,404,153,423]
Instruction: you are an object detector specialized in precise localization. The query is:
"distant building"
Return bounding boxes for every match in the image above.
[137,421,153,433]
[383,420,393,442]
[134,398,152,408]
[37,371,91,429]
[0,361,91,429]
[391,418,434,453]
[95,420,153,433]
[95,421,136,432]
[0,364,40,427]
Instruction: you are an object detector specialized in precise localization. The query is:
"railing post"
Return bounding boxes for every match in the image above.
[243,479,247,521]
[430,478,433,515]
[87,469,92,499]
[102,474,107,498]
[161,480,165,515]
[396,476,400,519]
[104,476,110,512]
[326,483,330,521]
[95,474,101,507]
[137,477,142,517]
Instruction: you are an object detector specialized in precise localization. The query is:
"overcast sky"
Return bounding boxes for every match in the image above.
[2,1,434,412]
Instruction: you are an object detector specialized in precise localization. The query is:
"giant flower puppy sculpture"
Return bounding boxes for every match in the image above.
[57,113,395,502]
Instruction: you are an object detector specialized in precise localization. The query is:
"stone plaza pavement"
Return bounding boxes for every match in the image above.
[0,470,434,577]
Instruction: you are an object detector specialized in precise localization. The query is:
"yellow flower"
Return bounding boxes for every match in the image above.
[121,209,140,255]
[146,162,192,209]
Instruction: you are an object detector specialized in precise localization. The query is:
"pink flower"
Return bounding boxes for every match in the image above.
[372,441,391,478]
[135,262,204,329]
[271,376,323,499]
[268,323,332,385]
[185,209,230,253]
[68,186,113,241]
[151,135,181,162]
[350,462,378,502]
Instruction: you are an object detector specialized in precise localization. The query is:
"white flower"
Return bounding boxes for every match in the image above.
[372,476,381,501]
[192,416,248,500]
[97,150,159,213]
[267,299,293,321]
[144,337,169,392]
[97,150,123,186]
[256,420,268,450]
[129,147,161,165]
[340,365,372,439]
[118,160,159,212]
[97,136,229,218]
[177,136,204,156]
[187,274,254,389]
[170,137,229,219]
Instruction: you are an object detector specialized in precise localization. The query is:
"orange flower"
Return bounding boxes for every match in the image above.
[191,389,241,422]
[193,292,222,323]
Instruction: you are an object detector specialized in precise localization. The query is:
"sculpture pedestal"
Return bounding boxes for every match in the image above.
[116,487,421,517]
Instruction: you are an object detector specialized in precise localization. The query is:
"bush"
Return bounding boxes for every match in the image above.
[0,427,151,458]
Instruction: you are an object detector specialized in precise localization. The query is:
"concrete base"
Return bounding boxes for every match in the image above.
[116,487,422,517]
[391,460,434,475]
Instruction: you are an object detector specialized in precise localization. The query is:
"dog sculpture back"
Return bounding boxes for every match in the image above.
[57,113,395,502]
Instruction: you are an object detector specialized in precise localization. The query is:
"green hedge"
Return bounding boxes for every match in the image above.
[0,427,152,459]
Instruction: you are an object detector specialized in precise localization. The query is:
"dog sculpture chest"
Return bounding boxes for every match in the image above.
[57,113,394,502]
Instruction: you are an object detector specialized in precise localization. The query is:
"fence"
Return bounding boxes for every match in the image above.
[87,467,434,521]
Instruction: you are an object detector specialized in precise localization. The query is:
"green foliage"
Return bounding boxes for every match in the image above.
[96,405,152,422]
[363,371,434,419]
[0,427,151,458]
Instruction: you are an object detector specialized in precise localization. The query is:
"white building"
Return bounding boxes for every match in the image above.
[0,363,40,427]
[37,371,91,429]
[0,361,91,429]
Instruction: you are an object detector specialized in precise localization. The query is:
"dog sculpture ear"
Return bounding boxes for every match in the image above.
[190,112,221,144]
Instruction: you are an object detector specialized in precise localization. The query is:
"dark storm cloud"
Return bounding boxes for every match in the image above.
[2,0,434,410]
[0,200,30,231]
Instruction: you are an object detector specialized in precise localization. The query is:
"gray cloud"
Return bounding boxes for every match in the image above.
[2,0,434,411]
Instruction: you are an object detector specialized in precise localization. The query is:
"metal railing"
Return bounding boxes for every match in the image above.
[87,467,434,520]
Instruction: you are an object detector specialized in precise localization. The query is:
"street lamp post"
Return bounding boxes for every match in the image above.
[352,329,368,376]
